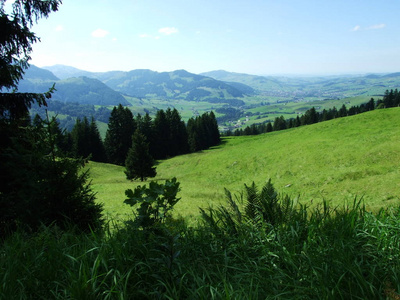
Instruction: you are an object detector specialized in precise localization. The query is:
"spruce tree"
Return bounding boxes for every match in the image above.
[208,111,221,146]
[71,117,90,159]
[104,104,136,165]
[125,130,157,182]
[89,117,106,162]
[0,0,61,120]
[0,1,104,235]
[167,108,189,156]
[136,113,156,157]
[153,109,169,159]
[266,122,273,132]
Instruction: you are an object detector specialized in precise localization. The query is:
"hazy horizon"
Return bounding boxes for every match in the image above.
[39,63,397,78]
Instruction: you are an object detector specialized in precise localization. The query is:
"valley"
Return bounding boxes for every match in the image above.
[22,65,400,135]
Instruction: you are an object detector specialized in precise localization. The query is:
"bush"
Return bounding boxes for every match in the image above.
[124,178,181,229]
[0,118,103,237]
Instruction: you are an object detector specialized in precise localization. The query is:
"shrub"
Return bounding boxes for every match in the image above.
[124,178,181,229]
[0,117,103,237]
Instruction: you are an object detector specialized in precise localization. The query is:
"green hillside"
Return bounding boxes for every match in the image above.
[89,107,400,222]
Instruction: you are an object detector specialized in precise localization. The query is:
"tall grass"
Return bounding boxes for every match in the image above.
[1,182,400,299]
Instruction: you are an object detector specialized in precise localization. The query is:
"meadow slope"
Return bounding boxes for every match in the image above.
[89,107,400,222]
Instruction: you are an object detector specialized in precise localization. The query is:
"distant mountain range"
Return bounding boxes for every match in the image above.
[35,65,254,106]
[17,65,128,106]
[15,64,400,107]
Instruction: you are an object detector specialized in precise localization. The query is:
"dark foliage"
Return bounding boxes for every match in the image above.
[125,129,156,182]
[187,111,220,152]
[0,118,103,237]
[70,116,106,162]
[0,0,104,237]
[104,104,136,165]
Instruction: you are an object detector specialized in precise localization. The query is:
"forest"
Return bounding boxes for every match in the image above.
[1,1,400,299]
[32,104,220,163]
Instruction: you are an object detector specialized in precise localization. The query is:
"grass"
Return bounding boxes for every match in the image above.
[89,107,400,223]
[1,184,400,299]
[3,105,400,297]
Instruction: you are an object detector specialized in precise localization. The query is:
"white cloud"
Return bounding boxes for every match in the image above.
[351,24,386,32]
[91,28,109,38]
[158,27,178,35]
[367,24,386,30]
[54,25,64,32]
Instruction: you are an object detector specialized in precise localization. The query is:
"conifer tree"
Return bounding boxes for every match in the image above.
[338,104,348,118]
[125,130,157,182]
[153,109,169,159]
[166,108,189,156]
[71,117,90,159]
[89,117,106,162]
[0,1,104,236]
[0,0,61,120]
[266,122,273,132]
[104,104,136,165]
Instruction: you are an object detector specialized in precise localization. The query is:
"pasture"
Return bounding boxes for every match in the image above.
[88,107,400,223]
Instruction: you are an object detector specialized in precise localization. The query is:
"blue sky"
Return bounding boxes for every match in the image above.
[20,0,400,75]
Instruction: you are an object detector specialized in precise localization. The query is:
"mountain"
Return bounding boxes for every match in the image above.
[43,64,94,79]
[18,65,128,106]
[41,65,251,105]
[29,65,400,110]
[201,70,283,92]
[382,72,400,78]
[51,76,128,106]
[202,70,400,99]
[96,69,247,105]
[24,65,60,81]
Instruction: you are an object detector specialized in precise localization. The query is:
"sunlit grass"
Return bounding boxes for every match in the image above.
[89,107,400,222]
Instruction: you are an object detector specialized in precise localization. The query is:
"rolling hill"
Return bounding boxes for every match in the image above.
[202,70,400,99]
[17,65,128,106]
[43,65,252,105]
[88,107,400,221]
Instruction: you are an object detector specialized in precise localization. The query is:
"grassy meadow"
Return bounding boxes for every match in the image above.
[89,107,400,223]
[3,107,400,299]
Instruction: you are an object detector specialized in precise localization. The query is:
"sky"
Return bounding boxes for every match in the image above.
[10,0,400,75]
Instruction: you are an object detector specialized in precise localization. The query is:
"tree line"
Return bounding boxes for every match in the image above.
[228,89,399,136]
[35,104,220,165]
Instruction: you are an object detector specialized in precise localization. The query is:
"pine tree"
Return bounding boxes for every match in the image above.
[206,111,221,146]
[125,130,157,182]
[104,104,136,165]
[266,122,273,132]
[0,1,104,236]
[338,104,348,118]
[89,117,106,162]
[153,109,170,159]
[71,117,90,159]
[0,1,60,120]
[166,108,189,156]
